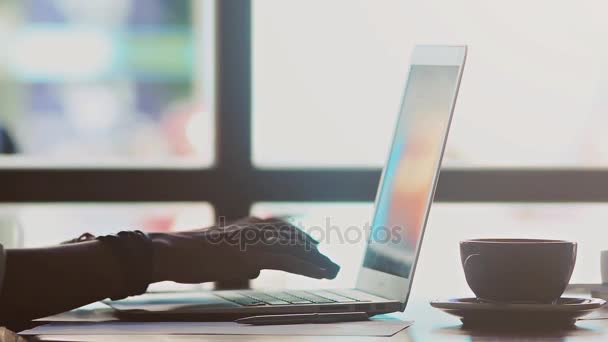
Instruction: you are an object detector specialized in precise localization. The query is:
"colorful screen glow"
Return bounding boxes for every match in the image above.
[363,65,461,278]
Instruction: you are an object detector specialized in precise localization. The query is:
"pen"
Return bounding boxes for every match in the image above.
[235,312,369,325]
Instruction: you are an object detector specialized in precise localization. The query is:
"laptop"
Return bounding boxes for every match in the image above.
[108,45,467,318]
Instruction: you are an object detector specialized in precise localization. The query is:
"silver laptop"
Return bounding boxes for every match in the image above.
[109,45,467,318]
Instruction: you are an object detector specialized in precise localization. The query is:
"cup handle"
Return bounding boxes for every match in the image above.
[601,250,608,284]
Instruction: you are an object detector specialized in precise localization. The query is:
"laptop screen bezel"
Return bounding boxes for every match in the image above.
[355,45,467,310]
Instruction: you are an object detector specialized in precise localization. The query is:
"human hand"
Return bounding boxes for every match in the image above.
[149,217,339,284]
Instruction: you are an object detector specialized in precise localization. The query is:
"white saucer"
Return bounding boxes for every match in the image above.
[430,297,606,328]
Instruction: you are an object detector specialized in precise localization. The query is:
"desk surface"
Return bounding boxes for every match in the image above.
[27,299,608,342]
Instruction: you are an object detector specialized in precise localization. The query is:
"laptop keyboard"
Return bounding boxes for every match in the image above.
[218,289,374,306]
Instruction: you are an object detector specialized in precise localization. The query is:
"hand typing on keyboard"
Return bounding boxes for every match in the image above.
[148,217,340,284]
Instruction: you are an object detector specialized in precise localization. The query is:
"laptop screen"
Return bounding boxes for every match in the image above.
[362,64,462,279]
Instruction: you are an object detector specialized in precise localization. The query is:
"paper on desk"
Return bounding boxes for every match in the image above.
[20,319,412,337]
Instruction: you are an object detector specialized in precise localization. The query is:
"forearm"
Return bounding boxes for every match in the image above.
[0,240,125,325]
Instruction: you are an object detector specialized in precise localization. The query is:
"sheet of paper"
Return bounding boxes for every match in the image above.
[21,320,412,337]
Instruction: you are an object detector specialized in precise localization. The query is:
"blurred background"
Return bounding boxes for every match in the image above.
[1,0,608,297]
[0,0,212,165]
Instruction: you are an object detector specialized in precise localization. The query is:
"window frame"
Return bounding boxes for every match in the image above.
[2,0,608,222]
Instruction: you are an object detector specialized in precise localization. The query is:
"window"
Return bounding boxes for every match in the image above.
[249,0,608,291]
[2,1,608,292]
[1,202,213,248]
[253,0,608,168]
[0,0,214,167]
